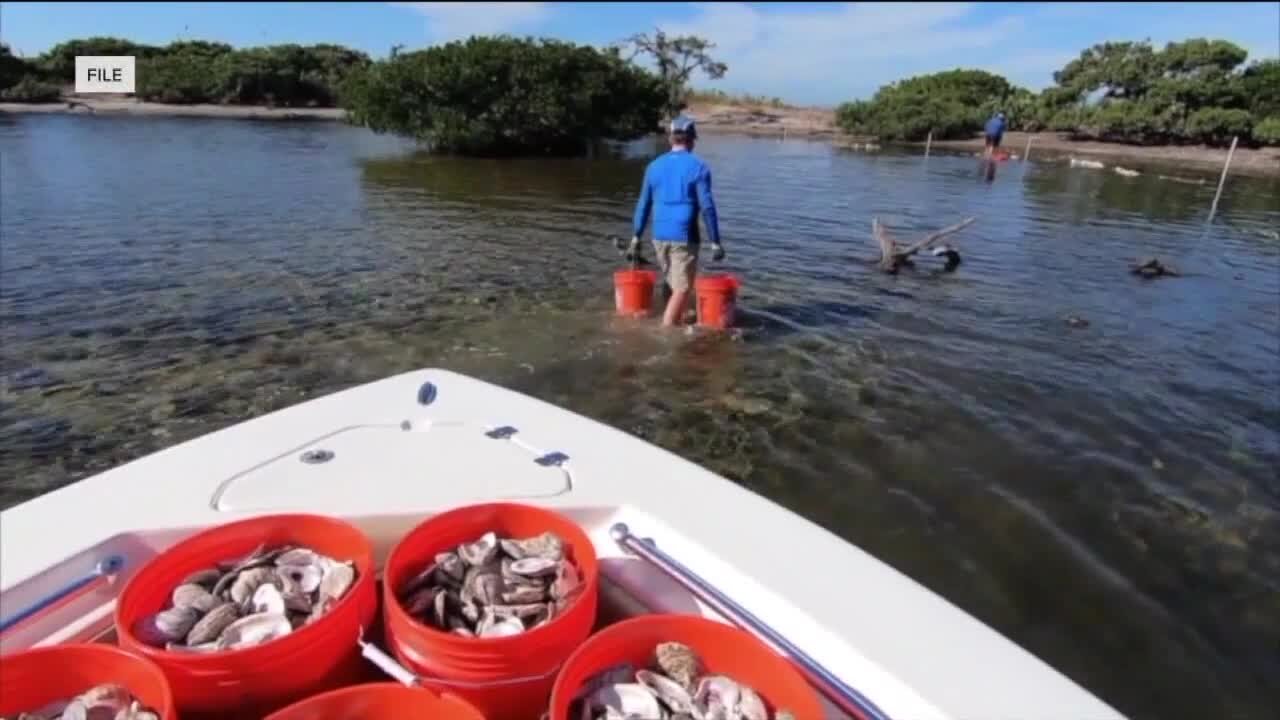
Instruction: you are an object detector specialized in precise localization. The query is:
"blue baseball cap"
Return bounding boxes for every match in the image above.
[670,115,698,138]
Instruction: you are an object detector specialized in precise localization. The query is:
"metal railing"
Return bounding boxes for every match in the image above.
[610,522,891,720]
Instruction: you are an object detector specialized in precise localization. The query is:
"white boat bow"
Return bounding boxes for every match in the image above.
[0,368,1126,720]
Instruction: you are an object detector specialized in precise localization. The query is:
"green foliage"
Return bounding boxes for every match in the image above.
[1184,107,1254,145]
[1253,116,1280,146]
[0,74,62,102]
[39,37,162,81]
[0,44,37,90]
[341,36,665,156]
[838,36,1275,147]
[131,40,369,106]
[621,31,727,118]
[835,69,1019,141]
[685,88,787,109]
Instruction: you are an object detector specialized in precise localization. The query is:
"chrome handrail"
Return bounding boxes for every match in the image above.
[0,555,125,634]
[610,523,891,720]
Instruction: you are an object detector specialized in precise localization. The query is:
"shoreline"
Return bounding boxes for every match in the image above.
[4,98,1277,178]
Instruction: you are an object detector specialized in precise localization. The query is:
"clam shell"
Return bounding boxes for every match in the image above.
[172,583,218,613]
[461,565,502,606]
[457,532,499,567]
[274,548,319,567]
[217,611,292,649]
[77,683,133,714]
[736,686,768,720]
[252,582,286,615]
[637,669,698,715]
[277,563,322,595]
[434,552,466,584]
[508,557,558,577]
[432,587,450,627]
[229,566,278,606]
[585,683,662,718]
[317,559,355,603]
[60,699,89,720]
[475,610,524,638]
[185,602,240,646]
[490,602,546,619]
[501,584,547,604]
[154,606,200,640]
[499,531,564,561]
[283,586,314,614]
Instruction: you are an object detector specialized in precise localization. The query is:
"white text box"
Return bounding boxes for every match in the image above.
[75,56,136,93]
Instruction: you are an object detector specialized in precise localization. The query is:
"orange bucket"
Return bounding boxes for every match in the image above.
[549,614,825,720]
[265,682,486,720]
[114,514,378,718]
[382,503,599,720]
[694,274,740,329]
[0,644,177,719]
[614,269,657,316]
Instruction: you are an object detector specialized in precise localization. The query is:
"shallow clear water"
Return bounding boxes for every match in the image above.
[2,114,1278,719]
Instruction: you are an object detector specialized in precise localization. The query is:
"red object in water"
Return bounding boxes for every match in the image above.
[549,614,826,720]
[114,514,378,718]
[0,644,178,720]
[993,150,1011,162]
[382,502,600,720]
[615,269,657,316]
[694,274,741,329]
[265,682,486,720]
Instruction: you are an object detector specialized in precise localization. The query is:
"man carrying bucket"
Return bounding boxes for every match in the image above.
[629,115,726,327]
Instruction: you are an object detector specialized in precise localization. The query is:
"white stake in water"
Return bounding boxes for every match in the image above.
[925,130,933,158]
[1207,135,1238,224]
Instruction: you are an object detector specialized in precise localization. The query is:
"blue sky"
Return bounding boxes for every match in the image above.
[2,2,1277,106]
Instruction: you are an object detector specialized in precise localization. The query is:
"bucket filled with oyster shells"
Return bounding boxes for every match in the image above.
[114,514,377,717]
[264,682,486,720]
[0,644,176,720]
[549,614,825,720]
[383,502,600,720]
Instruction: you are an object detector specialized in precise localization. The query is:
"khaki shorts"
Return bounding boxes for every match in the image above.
[653,240,699,292]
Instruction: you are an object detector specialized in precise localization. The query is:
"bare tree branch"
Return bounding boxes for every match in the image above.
[872,217,976,273]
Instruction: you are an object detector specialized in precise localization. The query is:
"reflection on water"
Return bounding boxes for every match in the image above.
[2,114,1279,719]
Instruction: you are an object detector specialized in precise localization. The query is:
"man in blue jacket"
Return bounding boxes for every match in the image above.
[630,115,725,327]
[984,111,1007,154]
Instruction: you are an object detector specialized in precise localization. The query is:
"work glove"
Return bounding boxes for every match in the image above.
[711,243,726,262]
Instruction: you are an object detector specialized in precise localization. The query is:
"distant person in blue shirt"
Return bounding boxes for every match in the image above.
[984,111,1007,154]
[630,115,725,327]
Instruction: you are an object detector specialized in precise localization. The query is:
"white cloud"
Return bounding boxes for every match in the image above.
[652,3,1026,106]
[390,2,551,41]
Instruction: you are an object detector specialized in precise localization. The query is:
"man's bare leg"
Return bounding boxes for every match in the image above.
[662,288,691,326]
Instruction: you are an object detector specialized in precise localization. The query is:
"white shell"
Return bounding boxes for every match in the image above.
[252,582,286,615]
[457,532,499,566]
[278,563,323,594]
[737,686,769,720]
[317,559,355,602]
[217,612,293,649]
[508,557,558,577]
[636,669,698,715]
[274,548,319,567]
[586,683,663,720]
[475,611,525,638]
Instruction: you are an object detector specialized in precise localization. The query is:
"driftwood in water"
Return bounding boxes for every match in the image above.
[1130,257,1179,278]
[872,216,976,273]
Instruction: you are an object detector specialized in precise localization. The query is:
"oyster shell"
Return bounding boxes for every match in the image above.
[584,683,663,720]
[656,641,703,691]
[499,531,564,561]
[457,531,500,567]
[185,602,240,646]
[637,669,699,716]
[153,606,199,641]
[397,530,582,639]
[171,583,219,614]
[217,612,292,649]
